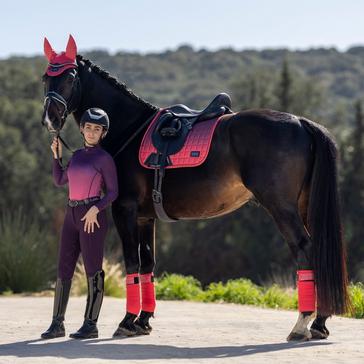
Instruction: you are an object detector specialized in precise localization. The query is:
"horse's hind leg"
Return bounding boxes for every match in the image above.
[252,193,315,341]
[310,315,330,339]
[299,193,330,340]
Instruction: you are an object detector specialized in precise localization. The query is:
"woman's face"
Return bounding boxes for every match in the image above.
[80,122,105,145]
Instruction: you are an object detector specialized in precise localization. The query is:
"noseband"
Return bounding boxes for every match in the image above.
[43,68,81,166]
[43,68,81,123]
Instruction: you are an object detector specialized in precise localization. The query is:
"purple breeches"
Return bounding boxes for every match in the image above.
[57,203,108,280]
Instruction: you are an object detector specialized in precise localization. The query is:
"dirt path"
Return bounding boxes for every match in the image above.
[0,296,363,363]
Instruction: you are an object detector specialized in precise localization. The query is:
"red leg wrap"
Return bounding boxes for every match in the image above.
[140,273,156,313]
[297,270,316,312]
[126,273,141,315]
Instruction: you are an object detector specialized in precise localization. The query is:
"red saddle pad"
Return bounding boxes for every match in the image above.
[139,109,224,169]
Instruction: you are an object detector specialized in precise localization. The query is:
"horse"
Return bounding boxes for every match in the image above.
[41,37,350,341]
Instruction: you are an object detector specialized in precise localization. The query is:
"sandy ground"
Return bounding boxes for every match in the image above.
[0,296,363,364]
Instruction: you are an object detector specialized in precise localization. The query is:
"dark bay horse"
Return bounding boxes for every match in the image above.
[41,53,350,341]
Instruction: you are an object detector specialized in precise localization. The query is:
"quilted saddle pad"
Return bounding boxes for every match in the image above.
[139,110,224,169]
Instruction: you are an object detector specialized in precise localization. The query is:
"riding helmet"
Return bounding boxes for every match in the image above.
[80,108,110,136]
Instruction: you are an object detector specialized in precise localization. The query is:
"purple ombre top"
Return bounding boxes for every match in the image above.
[53,144,118,211]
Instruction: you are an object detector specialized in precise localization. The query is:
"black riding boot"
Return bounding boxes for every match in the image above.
[69,270,104,339]
[41,278,72,339]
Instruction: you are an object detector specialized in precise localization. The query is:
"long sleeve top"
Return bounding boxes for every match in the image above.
[52,144,118,211]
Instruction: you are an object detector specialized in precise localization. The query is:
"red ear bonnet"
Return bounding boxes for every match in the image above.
[44,35,78,76]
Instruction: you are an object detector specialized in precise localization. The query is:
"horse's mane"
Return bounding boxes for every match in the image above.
[76,54,157,111]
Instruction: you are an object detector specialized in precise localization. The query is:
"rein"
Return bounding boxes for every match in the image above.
[112,111,158,159]
[51,111,158,168]
[43,65,157,167]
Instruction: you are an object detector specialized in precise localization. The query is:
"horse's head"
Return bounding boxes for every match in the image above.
[41,35,81,132]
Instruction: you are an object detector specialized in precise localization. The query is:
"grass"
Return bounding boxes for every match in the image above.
[155,273,203,300]
[71,260,125,298]
[0,208,55,293]
[1,244,362,319]
[347,282,364,318]
[155,273,363,319]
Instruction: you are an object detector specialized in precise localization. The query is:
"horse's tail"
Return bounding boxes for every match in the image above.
[299,117,350,315]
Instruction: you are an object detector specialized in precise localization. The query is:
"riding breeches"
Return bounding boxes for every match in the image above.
[57,203,108,280]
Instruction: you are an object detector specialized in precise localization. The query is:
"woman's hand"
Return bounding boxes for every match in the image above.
[81,206,100,233]
[51,137,62,159]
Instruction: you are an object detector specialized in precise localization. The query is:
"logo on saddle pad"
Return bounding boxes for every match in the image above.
[139,109,224,169]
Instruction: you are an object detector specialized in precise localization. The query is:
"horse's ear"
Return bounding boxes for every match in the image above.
[65,34,77,60]
[44,37,55,61]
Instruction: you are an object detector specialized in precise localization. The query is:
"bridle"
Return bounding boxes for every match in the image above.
[43,68,81,124]
[43,67,81,166]
[42,64,158,167]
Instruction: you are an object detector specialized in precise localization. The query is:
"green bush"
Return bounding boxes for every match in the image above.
[71,260,125,298]
[155,274,363,319]
[0,208,56,293]
[201,279,262,305]
[156,273,203,300]
[348,282,364,319]
[261,285,297,309]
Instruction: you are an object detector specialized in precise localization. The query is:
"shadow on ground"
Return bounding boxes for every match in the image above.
[0,338,332,361]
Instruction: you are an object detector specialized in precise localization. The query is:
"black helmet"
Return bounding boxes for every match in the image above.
[80,108,110,135]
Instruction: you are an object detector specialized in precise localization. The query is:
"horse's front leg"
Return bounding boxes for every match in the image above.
[111,200,141,337]
[134,218,156,335]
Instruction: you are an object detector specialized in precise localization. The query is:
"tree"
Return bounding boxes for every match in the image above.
[341,100,364,281]
[277,57,293,112]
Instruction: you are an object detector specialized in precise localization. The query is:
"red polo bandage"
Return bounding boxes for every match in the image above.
[140,273,156,313]
[126,273,141,315]
[297,270,316,312]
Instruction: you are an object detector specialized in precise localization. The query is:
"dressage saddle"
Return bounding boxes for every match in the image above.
[144,93,233,222]
[146,93,232,167]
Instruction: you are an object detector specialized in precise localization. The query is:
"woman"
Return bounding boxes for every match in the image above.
[41,108,118,340]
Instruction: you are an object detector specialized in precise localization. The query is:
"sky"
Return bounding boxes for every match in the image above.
[1,0,364,59]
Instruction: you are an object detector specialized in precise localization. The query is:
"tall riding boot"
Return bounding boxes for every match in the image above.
[41,278,72,339]
[69,270,104,339]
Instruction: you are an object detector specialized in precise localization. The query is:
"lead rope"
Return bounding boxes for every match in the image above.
[53,131,75,169]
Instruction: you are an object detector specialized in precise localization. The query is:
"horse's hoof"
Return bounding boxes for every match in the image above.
[112,313,138,338]
[286,330,311,342]
[310,328,328,340]
[134,321,152,335]
[310,322,329,340]
[112,325,137,337]
[134,311,153,335]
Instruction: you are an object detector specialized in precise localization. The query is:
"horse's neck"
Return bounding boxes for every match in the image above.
[74,63,157,154]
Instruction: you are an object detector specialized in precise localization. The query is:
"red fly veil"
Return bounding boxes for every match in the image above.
[44,35,78,76]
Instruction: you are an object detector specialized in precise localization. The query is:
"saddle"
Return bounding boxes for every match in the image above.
[145,93,232,167]
[143,93,233,222]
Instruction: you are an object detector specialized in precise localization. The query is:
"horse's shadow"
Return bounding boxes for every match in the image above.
[0,337,332,360]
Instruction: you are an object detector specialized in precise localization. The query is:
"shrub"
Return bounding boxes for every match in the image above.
[261,285,297,309]
[71,259,125,298]
[156,273,203,300]
[348,282,364,319]
[202,279,263,305]
[0,208,56,293]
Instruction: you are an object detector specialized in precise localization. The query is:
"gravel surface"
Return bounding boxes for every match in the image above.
[0,296,363,363]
